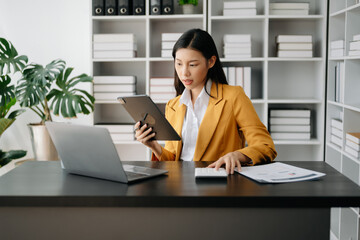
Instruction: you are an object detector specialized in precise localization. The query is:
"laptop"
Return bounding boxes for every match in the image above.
[45,122,168,183]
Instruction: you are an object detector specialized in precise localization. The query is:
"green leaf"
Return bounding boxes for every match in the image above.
[8,109,25,119]
[46,68,94,119]
[0,118,15,136]
[0,38,28,76]
[0,75,15,107]
[22,59,65,86]
[0,149,27,167]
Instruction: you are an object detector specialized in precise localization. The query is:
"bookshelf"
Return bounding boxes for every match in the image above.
[90,0,327,162]
[327,1,360,240]
[208,0,327,162]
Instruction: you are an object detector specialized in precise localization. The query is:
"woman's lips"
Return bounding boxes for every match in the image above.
[182,79,193,85]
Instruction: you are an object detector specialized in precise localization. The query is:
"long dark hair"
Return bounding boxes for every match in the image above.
[172,28,228,96]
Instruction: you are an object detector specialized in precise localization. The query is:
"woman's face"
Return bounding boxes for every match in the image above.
[175,48,215,97]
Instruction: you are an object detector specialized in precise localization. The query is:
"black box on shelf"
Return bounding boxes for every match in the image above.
[93,0,105,15]
[162,0,174,15]
[133,0,145,15]
[105,0,117,15]
[150,0,161,15]
[118,0,131,15]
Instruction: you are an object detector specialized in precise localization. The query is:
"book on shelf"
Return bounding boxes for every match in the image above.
[270,117,310,125]
[331,134,343,148]
[161,33,182,42]
[224,54,252,59]
[269,3,309,10]
[223,9,257,16]
[344,145,359,159]
[346,132,360,144]
[270,125,310,133]
[235,67,243,87]
[94,92,136,101]
[277,50,312,58]
[334,62,345,103]
[223,47,251,55]
[223,34,251,43]
[227,67,236,86]
[243,67,251,99]
[353,34,360,42]
[346,139,360,152]
[110,133,135,141]
[93,34,136,43]
[223,1,256,9]
[161,41,176,50]
[276,35,312,43]
[150,85,176,93]
[93,50,136,58]
[331,126,343,139]
[331,118,343,131]
[94,76,136,85]
[331,49,344,57]
[277,43,312,50]
[93,42,137,51]
[349,41,360,51]
[348,50,360,56]
[95,124,134,133]
[224,42,251,48]
[330,40,344,49]
[94,84,136,92]
[223,67,228,81]
[271,132,310,140]
[269,9,309,15]
[161,49,172,58]
[150,77,174,86]
[270,109,311,118]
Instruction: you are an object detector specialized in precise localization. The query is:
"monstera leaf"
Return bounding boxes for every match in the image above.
[0,149,27,167]
[16,59,65,108]
[0,38,28,76]
[47,67,95,118]
[0,75,15,108]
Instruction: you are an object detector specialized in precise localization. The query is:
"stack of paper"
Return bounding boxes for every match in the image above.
[161,33,182,58]
[93,76,136,102]
[330,40,345,58]
[349,34,360,56]
[345,132,360,159]
[223,1,257,16]
[150,77,176,102]
[235,162,325,183]
[95,124,134,142]
[93,34,137,59]
[223,34,252,59]
[330,118,343,148]
[269,2,309,15]
[269,109,311,140]
[276,35,313,57]
[222,67,251,98]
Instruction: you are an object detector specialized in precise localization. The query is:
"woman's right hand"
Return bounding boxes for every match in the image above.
[134,121,162,158]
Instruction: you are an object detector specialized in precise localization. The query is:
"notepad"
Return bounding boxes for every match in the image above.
[235,162,325,183]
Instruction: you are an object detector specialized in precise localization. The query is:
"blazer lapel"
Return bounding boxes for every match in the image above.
[169,101,186,161]
[193,83,225,161]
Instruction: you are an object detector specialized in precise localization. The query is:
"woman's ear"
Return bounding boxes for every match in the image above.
[208,56,216,69]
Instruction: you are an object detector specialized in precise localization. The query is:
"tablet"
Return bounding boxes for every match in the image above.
[117,95,181,141]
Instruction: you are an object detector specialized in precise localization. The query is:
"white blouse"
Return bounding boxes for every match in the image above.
[179,80,212,161]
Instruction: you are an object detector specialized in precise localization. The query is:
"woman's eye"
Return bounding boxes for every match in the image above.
[190,64,197,67]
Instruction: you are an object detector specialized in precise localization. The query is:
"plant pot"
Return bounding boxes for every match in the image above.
[182,4,196,14]
[28,124,58,161]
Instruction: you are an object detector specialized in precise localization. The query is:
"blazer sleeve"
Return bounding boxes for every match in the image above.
[151,100,177,161]
[233,87,277,165]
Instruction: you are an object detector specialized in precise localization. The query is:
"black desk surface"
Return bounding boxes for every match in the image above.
[0,161,359,208]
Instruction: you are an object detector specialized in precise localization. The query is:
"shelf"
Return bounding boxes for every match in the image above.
[342,151,360,165]
[210,15,265,20]
[149,14,204,20]
[330,3,360,17]
[268,57,323,62]
[268,99,322,104]
[274,139,321,145]
[92,58,147,62]
[268,15,324,20]
[220,57,265,62]
[251,99,265,104]
[92,16,147,21]
[327,100,344,107]
[150,57,173,62]
[327,142,342,153]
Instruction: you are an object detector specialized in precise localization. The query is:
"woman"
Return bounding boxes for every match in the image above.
[135,28,277,174]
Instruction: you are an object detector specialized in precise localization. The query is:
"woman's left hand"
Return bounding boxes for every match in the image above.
[207,151,248,174]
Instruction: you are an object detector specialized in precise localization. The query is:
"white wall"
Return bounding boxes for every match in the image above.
[0,0,92,158]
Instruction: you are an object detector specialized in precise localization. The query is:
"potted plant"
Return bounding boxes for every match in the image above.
[178,0,198,14]
[0,38,27,168]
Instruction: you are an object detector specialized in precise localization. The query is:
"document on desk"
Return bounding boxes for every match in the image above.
[235,162,326,183]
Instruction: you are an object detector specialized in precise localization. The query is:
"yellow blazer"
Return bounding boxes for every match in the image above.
[152,83,277,165]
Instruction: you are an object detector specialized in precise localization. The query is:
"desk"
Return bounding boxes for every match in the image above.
[0,161,359,240]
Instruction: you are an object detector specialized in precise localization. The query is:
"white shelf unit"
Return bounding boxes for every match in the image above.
[327,1,360,239]
[91,0,207,160]
[208,0,327,161]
